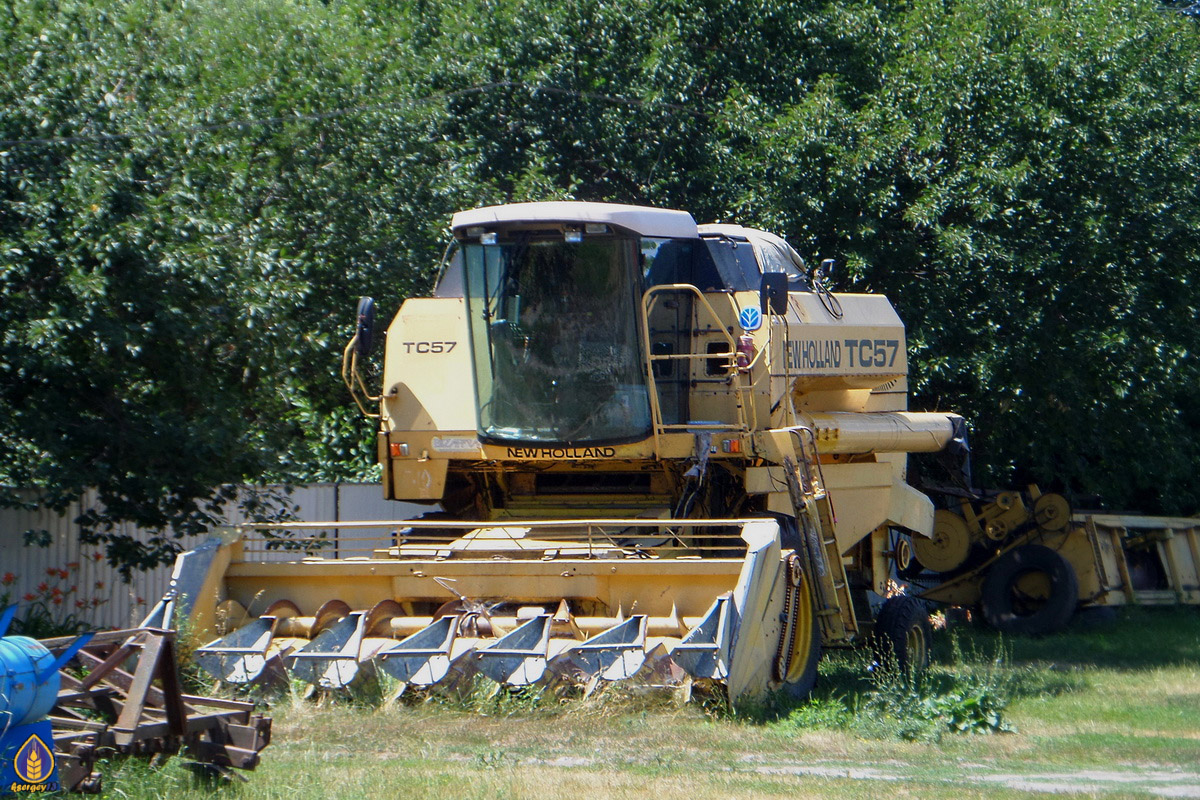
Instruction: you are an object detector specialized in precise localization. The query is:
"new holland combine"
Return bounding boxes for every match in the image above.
[173,202,1199,705]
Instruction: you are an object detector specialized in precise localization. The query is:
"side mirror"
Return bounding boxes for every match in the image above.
[814,258,836,284]
[354,296,376,357]
[760,272,788,315]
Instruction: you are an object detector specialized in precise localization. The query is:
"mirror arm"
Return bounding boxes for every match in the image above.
[342,337,381,418]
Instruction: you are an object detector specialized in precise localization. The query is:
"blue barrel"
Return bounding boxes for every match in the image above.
[0,635,61,727]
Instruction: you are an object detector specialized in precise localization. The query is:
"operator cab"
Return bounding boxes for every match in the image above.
[438,217,810,298]
[449,202,699,446]
[439,202,813,447]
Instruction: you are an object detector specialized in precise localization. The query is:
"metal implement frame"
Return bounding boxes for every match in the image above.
[917,491,1200,619]
[38,628,272,792]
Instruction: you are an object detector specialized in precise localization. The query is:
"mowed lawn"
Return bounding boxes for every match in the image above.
[105,607,1200,800]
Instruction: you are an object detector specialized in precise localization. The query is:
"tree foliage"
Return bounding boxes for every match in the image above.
[1,0,1198,573]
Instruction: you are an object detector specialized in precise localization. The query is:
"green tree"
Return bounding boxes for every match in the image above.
[713,0,1200,510]
[2,0,1199,580]
[0,0,472,572]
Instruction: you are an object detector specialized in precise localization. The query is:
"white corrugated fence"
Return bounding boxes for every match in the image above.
[0,484,424,631]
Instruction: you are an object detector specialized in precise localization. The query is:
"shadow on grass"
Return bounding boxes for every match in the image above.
[98,752,247,799]
[234,608,1195,746]
[937,606,1200,670]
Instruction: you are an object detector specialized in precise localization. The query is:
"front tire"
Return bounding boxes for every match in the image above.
[873,595,933,673]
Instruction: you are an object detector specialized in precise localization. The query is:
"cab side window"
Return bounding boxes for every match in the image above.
[642,239,725,290]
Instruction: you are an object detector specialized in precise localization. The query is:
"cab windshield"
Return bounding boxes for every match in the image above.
[463,233,651,445]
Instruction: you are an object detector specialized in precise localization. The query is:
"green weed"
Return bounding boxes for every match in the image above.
[761,633,1034,742]
[97,753,235,800]
[771,696,854,732]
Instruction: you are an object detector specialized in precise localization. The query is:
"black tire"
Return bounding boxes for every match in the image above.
[981,544,1078,636]
[872,595,933,673]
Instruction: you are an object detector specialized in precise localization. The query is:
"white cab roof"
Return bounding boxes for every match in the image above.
[699,223,807,279]
[452,202,699,239]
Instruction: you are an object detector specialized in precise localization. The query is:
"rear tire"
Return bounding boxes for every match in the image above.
[872,595,933,673]
[981,544,1078,636]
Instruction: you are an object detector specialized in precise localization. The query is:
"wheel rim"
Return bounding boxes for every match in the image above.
[905,622,927,668]
[784,570,816,684]
[1011,569,1052,617]
[896,537,914,572]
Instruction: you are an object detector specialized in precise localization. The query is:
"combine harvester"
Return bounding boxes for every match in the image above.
[178,202,1199,704]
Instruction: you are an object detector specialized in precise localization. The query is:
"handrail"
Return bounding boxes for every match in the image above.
[227,517,768,563]
[640,284,753,454]
[229,517,767,531]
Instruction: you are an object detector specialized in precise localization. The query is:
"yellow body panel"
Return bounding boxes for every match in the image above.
[380,297,475,432]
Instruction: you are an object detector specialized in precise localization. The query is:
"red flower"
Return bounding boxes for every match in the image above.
[45,568,57,577]
[57,568,69,579]
[22,593,35,602]
[91,553,104,562]
[65,562,80,570]
[1,572,15,585]
[95,581,105,590]
[51,586,62,597]
[75,599,87,609]
[37,582,48,592]
[51,596,62,605]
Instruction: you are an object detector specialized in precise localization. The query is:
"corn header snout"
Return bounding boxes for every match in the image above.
[183,518,824,704]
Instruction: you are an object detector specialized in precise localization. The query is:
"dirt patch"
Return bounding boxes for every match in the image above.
[748,764,902,782]
[525,756,597,768]
[512,751,1200,796]
[734,758,1200,797]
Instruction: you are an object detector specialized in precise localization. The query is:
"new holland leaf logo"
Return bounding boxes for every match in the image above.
[738,306,762,332]
[14,734,54,784]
